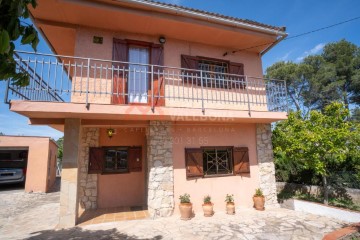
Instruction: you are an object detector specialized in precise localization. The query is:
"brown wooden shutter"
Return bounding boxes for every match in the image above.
[112,39,128,104]
[229,62,245,89]
[128,147,142,172]
[181,55,199,83]
[185,148,204,179]
[151,44,165,106]
[233,147,250,174]
[88,147,104,174]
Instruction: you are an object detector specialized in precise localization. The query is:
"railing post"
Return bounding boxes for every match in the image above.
[4,78,10,104]
[200,70,205,114]
[245,76,251,116]
[283,80,289,114]
[85,58,90,109]
[151,65,154,112]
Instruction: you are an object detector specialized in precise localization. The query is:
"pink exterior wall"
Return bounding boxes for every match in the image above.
[172,123,259,214]
[71,27,266,110]
[97,128,147,208]
[0,136,58,193]
[74,27,263,76]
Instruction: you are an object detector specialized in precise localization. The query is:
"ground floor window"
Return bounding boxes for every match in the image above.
[88,146,142,174]
[203,147,233,176]
[185,146,250,179]
[104,147,128,173]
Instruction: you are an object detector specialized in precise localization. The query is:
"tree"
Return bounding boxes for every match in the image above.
[265,40,360,112]
[322,40,360,107]
[273,102,360,204]
[0,132,4,135]
[56,137,63,161]
[0,0,39,86]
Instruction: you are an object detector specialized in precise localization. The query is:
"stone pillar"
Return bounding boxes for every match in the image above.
[58,119,81,228]
[147,121,174,218]
[256,123,279,207]
[78,128,99,215]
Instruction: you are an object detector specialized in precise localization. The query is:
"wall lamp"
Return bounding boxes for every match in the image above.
[159,36,166,44]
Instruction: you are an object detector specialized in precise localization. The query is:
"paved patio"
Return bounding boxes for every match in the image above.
[0,183,350,240]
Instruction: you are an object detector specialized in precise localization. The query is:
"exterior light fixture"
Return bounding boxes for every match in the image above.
[107,128,115,139]
[159,36,166,44]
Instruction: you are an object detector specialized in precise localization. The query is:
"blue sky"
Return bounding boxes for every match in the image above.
[0,0,359,140]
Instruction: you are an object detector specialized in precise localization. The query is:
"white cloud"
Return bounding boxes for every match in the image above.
[295,43,325,62]
[278,51,292,61]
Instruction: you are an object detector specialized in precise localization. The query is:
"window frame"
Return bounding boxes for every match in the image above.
[181,55,246,90]
[102,146,130,174]
[88,146,142,175]
[184,146,250,179]
[202,146,233,177]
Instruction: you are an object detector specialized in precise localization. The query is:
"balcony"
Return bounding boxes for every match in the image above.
[5,51,288,123]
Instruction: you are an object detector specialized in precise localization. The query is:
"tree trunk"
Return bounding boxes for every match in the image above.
[322,175,329,205]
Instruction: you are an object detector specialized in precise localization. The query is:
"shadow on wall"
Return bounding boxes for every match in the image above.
[25,227,163,240]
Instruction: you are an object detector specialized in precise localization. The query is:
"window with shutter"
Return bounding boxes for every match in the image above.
[128,147,142,172]
[233,147,250,174]
[185,148,203,179]
[88,147,104,174]
[112,39,165,106]
[181,55,245,89]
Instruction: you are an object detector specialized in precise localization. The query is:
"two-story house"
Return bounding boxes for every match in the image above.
[5,0,288,227]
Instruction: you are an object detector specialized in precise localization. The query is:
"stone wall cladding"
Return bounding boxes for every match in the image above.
[147,121,174,218]
[78,127,99,211]
[256,123,279,207]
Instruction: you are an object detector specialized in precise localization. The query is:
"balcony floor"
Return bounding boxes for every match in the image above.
[10,100,287,131]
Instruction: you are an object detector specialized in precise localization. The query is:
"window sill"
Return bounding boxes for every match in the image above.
[101,170,129,175]
[203,173,234,178]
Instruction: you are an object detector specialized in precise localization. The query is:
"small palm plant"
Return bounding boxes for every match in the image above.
[203,195,212,204]
[225,194,234,204]
[254,188,264,197]
[179,193,191,204]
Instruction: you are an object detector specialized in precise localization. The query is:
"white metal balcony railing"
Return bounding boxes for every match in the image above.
[4,51,288,113]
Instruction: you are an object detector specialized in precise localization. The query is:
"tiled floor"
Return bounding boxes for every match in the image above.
[77,206,150,226]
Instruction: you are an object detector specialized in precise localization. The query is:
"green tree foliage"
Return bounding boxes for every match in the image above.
[56,137,63,161]
[0,0,39,86]
[266,40,360,111]
[273,102,360,204]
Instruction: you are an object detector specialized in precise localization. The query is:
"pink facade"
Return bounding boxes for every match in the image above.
[0,136,58,193]
[7,0,288,227]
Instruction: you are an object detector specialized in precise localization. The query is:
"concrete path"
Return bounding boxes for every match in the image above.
[0,183,350,240]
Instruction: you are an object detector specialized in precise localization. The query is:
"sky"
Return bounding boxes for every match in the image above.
[0,0,360,140]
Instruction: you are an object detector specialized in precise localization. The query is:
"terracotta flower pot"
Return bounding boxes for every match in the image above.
[179,203,192,220]
[202,203,214,217]
[226,203,235,215]
[253,196,265,211]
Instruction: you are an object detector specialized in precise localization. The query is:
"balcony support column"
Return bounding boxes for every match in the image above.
[256,123,279,208]
[58,118,81,228]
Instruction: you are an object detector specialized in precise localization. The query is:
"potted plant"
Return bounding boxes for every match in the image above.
[253,188,265,211]
[225,194,235,215]
[202,195,214,217]
[179,193,192,220]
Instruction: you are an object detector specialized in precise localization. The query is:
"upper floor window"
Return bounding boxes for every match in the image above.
[198,59,229,88]
[181,55,245,89]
